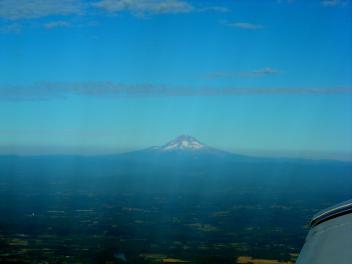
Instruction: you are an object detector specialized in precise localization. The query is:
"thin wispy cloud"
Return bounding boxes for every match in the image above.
[1,82,351,101]
[92,0,230,16]
[0,0,83,20]
[197,6,231,13]
[276,0,295,3]
[0,0,229,21]
[208,68,280,79]
[44,20,71,29]
[321,0,349,6]
[0,23,22,33]
[226,22,264,30]
[277,0,350,6]
[92,0,194,15]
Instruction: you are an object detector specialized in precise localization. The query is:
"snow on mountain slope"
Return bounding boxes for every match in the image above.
[157,135,207,151]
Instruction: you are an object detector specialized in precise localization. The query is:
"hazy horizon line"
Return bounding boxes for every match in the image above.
[1,82,352,101]
[0,145,351,162]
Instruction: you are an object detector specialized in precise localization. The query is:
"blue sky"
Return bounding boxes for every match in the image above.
[0,0,351,159]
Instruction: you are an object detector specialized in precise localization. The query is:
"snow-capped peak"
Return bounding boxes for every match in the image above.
[159,135,206,151]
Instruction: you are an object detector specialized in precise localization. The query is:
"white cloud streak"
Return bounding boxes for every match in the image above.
[226,22,264,30]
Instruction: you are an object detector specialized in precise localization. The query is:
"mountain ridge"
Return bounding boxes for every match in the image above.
[115,135,254,165]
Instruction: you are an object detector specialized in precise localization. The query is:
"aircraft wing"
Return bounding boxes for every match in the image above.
[296,199,352,264]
